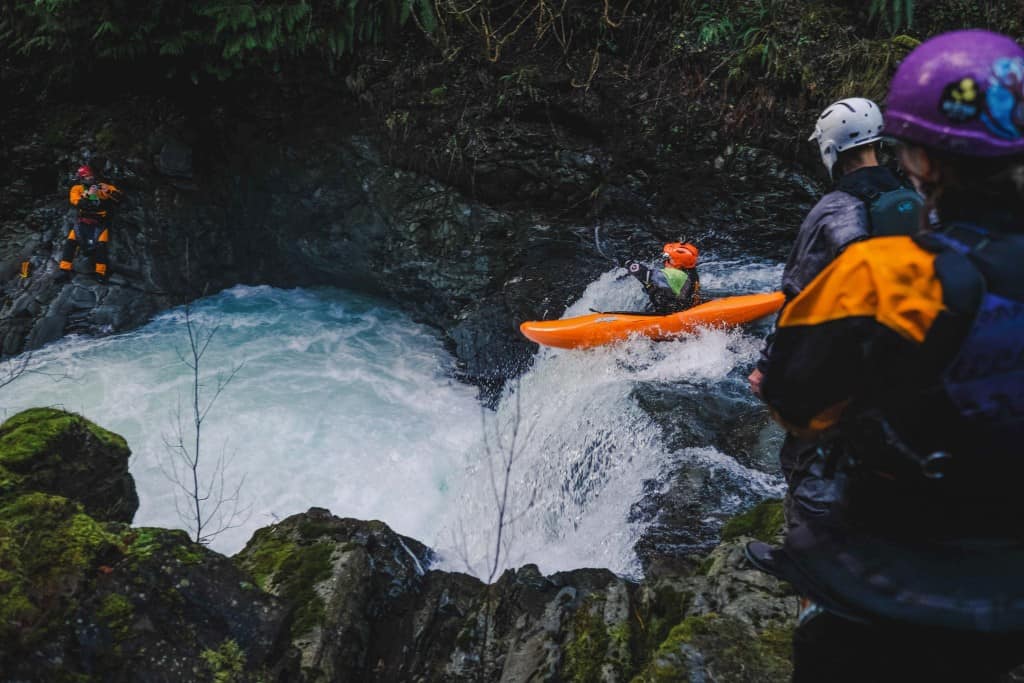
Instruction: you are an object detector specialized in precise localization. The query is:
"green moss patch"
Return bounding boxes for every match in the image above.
[564,596,611,683]
[0,492,120,645]
[238,527,335,637]
[201,639,246,683]
[564,593,636,682]
[635,584,689,658]
[0,408,126,470]
[721,499,785,543]
[633,613,791,683]
[277,542,334,636]
[97,592,134,641]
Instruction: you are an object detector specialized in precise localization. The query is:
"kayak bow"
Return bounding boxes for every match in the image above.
[519,291,784,349]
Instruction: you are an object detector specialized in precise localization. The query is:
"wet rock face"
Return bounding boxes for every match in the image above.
[0,71,814,394]
[630,380,786,571]
[234,505,797,682]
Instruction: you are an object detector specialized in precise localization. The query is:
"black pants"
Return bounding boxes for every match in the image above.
[794,607,1024,682]
[60,222,109,276]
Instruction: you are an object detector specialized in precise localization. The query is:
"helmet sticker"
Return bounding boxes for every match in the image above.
[940,78,981,122]
[981,56,1024,140]
[940,58,1024,139]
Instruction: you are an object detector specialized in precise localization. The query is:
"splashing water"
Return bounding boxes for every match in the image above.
[2,286,483,556]
[3,254,784,578]
[432,254,786,577]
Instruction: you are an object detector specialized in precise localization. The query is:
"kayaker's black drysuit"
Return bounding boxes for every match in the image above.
[758,206,1024,681]
[625,261,701,314]
[761,165,921,530]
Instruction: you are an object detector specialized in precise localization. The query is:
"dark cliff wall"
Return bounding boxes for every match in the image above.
[0,1,1017,391]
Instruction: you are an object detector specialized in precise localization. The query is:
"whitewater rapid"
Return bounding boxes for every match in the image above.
[2,254,784,578]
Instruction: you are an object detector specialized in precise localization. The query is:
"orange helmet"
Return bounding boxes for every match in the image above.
[662,242,698,269]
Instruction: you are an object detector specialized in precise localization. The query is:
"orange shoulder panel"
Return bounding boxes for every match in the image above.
[778,236,944,344]
[69,184,85,205]
[98,183,122,200]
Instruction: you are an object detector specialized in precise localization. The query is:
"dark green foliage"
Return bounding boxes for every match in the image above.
[0,0,437,83]
[869,0,915,34]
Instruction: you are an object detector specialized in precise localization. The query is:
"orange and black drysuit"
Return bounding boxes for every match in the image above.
[761,165,923,531]
[760,215,1024,679]
[62,181,122,278]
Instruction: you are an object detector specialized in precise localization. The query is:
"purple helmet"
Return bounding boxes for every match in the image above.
[884,30,1024,157]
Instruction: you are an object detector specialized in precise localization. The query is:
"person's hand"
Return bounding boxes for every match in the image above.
[748,368,764,398]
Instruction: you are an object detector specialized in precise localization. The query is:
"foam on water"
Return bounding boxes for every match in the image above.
[2,286,483,555]
[4,254,784,579]
[432,255,784,577]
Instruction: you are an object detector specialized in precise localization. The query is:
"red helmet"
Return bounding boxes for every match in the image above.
[662,242,698,269]
[76,165,94,179]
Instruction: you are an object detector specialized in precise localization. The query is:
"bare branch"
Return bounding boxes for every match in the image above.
[156,247,248,545]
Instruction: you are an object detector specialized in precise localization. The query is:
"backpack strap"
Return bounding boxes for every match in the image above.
[837,168,922,237]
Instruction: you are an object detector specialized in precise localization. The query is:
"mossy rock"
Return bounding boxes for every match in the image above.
[632,613,791,682]
[721,499,785,543]
[235,523,334,638]
[564,595,613,682]
[0,408,137,523]
[633,582,690,662]
[0,491,122,651]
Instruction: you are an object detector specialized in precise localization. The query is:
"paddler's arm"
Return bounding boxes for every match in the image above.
[624,260,657,291]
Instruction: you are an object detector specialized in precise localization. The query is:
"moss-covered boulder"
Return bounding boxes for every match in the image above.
[0,492,122,653]
[235,507,435,681]
[0,408,138,523]
[66,527,290,681]
[721,498,785,543]
[0,409,291,681]
[0,406,800,681]
[632,613,791,682]
[0,502,291,680]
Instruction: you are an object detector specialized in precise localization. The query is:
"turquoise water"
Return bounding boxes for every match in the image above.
[3,255,784,578]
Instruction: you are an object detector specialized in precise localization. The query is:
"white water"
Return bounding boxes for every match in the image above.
[2,255,784,579]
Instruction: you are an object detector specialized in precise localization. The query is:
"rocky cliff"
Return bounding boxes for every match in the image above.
[0,408,795,681]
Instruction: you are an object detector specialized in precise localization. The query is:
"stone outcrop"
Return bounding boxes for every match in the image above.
[0,409,796,681]
[0,409,290,681]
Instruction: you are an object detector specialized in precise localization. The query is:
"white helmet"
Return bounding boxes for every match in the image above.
[808,97,884,177]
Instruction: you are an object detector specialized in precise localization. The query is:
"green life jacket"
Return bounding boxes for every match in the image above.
[662,267,689,296]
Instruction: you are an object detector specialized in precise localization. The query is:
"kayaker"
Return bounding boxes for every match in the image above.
[58,164,123,283]
[749,30,1024,681]
[748,96,923,533]
[624,242,701,314]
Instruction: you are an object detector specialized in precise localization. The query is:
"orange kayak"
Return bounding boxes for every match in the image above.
[519,291,785,349]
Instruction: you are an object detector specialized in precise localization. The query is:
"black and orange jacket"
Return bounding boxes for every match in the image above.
[762,234,969,442]
[762,223,1024,463]
[70,182,122,221]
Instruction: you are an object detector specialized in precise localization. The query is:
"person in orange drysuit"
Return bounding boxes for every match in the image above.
[58,164,122,283]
